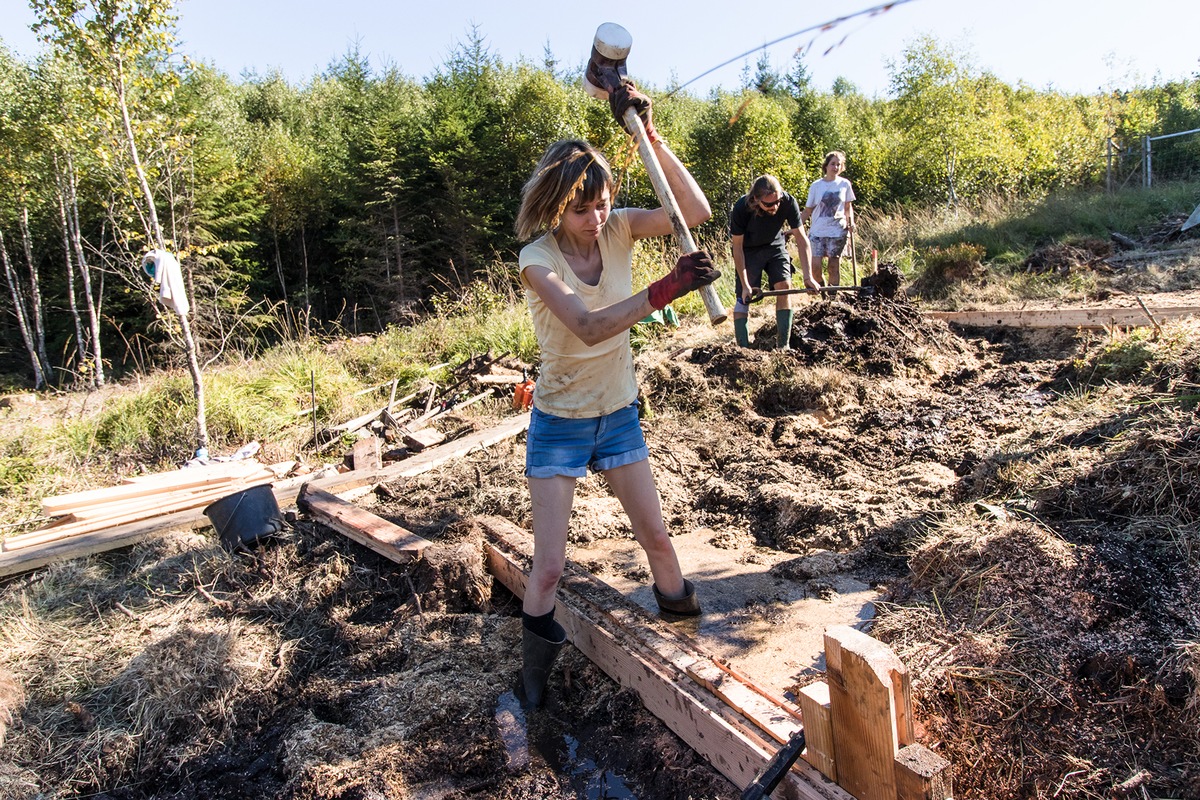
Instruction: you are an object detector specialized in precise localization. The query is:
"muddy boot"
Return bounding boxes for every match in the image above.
[521,621,566,708]
[653,579,701,617]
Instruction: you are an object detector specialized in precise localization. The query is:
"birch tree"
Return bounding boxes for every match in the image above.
[33,0,208,452]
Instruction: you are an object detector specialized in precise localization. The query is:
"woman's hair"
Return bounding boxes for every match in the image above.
[823,151,847,171]
[748,174,783,202]
[516,140,614,241]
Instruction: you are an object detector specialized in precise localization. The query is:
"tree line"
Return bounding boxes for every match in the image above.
[2,0,1199,390]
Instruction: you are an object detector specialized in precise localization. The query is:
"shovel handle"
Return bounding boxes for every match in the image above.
[741,729,807,800]
[623,108,727,325]
[848,227,858,286]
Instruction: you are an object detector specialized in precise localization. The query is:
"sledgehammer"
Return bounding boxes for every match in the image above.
[584,23,728,325]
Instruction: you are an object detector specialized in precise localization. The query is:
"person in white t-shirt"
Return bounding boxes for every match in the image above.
[802,151,857,287]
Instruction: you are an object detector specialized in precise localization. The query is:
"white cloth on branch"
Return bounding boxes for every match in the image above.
[143,249,190,316]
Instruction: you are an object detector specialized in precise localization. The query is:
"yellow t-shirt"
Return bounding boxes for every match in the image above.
[518,209,639,419]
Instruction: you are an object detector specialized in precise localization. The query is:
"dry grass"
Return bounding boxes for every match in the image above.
[0,532,340,795]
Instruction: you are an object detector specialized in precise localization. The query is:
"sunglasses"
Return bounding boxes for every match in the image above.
[757,198,780,209]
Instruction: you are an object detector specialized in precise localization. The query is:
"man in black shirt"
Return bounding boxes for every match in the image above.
[729,175,815,349]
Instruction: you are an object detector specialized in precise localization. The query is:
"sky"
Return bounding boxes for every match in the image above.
[1,0,1197,98]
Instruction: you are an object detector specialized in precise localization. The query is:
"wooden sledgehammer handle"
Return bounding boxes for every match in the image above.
[622,108,728,325]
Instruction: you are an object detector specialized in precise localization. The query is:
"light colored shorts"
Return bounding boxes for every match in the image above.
[525,402,648,479]
[811,236,847,259]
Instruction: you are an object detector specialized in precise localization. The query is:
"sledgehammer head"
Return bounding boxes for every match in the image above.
[583,22,632,99]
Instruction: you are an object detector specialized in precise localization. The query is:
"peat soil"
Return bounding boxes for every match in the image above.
[1,283,1198,799]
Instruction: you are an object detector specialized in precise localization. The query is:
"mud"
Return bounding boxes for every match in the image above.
[1,290,1198,799]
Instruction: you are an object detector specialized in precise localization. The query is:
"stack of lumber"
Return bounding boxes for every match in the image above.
[2,460,281,554]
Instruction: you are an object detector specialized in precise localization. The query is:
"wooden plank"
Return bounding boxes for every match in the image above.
[0,415,528,578]
[474,374,523,385]
[304,412,531,497]
[797,681,837,781]
[925,305,1200,329]
[685,659,802,745]
[403,428,445,452]
[297,486,430,563]
[7,481,273,550]
[895,743,953,800]
[41,461,266,516]
[825,625,910,800]
[479,517,850,800]
[66,469,278,521]
[1,476,331,577]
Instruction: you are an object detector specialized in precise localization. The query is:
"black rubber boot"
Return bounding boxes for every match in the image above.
[653,579,701,616]
[521,621,567,708]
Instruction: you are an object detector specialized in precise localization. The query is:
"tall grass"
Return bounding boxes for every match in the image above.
[859,180,1200,303]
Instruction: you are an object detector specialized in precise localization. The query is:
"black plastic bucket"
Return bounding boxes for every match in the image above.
[204,483,284,553]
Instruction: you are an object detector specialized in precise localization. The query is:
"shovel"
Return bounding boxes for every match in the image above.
[748,285,874,302]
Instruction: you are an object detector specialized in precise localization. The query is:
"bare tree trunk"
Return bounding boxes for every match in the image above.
[17,204,53,383]
[0,230,46,389]
[272,221,288,298]
[300,221,311,335]
[55,183,88,384]
[391,201,406,301]
[114,54,207,453]
[64,153,105,387]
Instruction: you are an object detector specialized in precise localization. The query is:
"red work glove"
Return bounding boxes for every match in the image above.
[609,79,659,143]
[648,251,720,311]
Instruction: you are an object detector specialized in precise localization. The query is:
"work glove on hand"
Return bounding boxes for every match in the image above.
[609,79,659,142]
[648,251,720,311]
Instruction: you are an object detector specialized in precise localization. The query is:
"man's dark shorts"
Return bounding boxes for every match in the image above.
[735,247,792,312]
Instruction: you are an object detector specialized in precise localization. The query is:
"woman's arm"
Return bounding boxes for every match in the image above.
[844,200,855,231]
[625,141,711,240]
[523,265,654,347]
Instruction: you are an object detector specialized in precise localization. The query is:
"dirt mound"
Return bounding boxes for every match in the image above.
[1022,240,1112,274]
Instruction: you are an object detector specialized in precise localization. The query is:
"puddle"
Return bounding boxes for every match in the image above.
[494,690,639,799]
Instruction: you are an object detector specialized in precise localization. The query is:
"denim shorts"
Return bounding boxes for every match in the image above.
[811,236,847,259]
[525,403,648,478]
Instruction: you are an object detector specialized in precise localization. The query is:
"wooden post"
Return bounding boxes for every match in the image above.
[895,743,953,800]
[797,681,836,781]
[824,625,912,800]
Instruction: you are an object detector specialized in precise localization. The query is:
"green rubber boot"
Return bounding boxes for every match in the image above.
[521,621,567,708]
[734,318,750,348]
[776,309,794,350]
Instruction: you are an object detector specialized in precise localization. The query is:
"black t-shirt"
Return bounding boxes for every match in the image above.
[729,193,802,251]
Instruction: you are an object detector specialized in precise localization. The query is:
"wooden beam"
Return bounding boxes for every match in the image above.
[824,625,912,800]
[297,486,430,563]
[479,516,851,800]
[797,681,836,781]
[895,743,953,800]
[925,305,1200,329]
